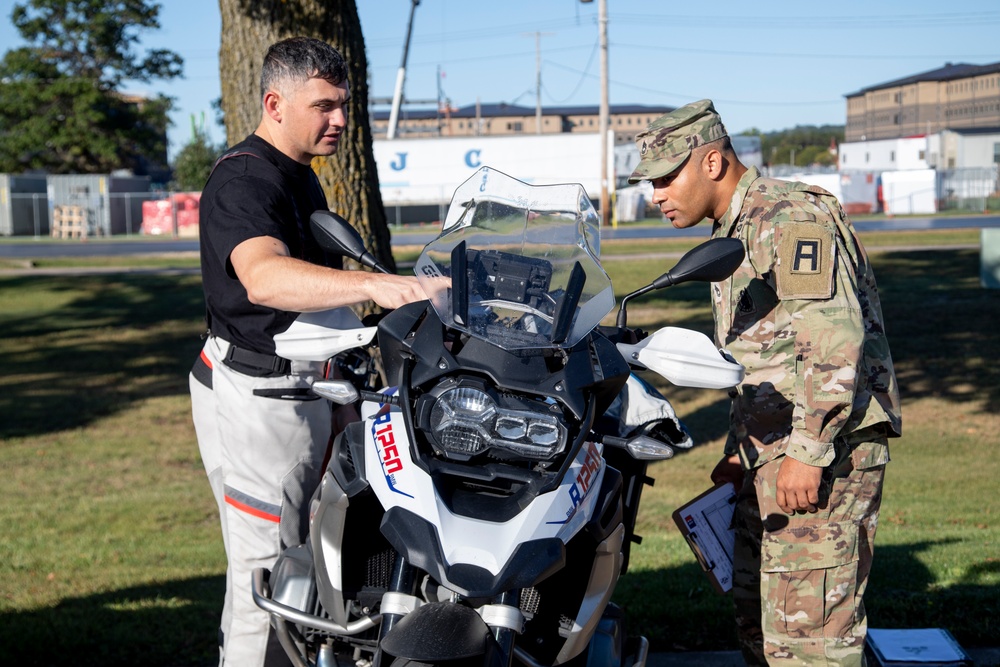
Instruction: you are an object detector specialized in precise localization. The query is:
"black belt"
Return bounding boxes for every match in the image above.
[223,342,291,377]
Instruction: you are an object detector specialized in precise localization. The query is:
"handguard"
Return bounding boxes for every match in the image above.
[617,326,744,389]
[273,307,378,362]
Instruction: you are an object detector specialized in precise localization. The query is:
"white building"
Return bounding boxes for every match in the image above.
[931,127,1000,169]
[838,129,1000,214]
[838,136,930,172]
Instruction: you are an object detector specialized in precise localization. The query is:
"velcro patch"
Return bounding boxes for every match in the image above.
[776,223,834,300]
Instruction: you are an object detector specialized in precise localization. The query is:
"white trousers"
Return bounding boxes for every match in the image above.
[190,336,331,667]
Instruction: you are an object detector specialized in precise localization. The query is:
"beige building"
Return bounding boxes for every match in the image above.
[845,61,1000,141]
[371,103,674,144]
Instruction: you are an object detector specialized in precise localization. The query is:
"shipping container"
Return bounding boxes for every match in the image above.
[0,174,49,236]
[47,174,153,236]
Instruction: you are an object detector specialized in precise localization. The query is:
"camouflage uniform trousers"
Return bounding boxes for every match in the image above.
[731,438,886,666]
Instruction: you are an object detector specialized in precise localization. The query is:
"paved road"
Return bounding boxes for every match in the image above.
[1,215,997,259]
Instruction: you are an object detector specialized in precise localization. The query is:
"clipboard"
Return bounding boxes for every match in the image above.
[866,628,972,666]
[671,483,737,594]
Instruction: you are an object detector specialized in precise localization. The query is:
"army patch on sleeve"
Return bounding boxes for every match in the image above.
[776,223,834,300]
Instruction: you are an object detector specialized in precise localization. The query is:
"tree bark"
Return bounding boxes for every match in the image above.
[217,0,396,280]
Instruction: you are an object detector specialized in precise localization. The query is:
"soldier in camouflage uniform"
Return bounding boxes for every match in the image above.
[628,99,901,666]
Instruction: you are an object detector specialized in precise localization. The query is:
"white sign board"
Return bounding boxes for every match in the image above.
[374,133,608,206]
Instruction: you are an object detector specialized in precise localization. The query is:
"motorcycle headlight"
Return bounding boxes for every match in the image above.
[428,387,567,461]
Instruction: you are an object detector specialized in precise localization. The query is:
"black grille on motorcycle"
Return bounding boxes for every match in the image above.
[366,548,395,589]
[520,586,541,615]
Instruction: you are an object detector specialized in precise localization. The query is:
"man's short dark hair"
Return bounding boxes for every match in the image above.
[693,135,735,161]
[260,36,348,102]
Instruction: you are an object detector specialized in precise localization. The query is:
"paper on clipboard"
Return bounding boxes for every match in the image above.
[672,483,737,593]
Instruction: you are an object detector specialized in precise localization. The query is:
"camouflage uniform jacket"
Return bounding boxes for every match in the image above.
[711,167,901,470]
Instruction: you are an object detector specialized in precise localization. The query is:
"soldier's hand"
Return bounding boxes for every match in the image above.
[710,454,744,492]
[776,456,823,514]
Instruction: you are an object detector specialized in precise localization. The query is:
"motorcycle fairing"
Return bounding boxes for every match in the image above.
[377,301,630,423]
[362,404,609,589]
[380,506,566,598]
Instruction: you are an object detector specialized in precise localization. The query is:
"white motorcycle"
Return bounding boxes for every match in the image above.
[252,167,744,667]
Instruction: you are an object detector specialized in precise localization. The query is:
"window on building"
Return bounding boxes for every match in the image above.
[994,143,1000,164]
[865,152,870,163]
[890,151,896,162]
[919,150,926,160]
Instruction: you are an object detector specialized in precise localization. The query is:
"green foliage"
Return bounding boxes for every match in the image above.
[170,119,222,192]
[758,124,845,167]
[0,0,182,174]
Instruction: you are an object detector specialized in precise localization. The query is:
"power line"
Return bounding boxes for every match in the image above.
[542,61,843,109]
[612,11,1000,29]
[365,16,593,50]
[541,37,599,103]
[364,10,1000,51]
[610,43,1000,62]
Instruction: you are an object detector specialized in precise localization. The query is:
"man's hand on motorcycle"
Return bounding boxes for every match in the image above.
[710,454,743,491]
[776,456,823,514]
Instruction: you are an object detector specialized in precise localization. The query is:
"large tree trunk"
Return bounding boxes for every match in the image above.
[218,0,396,278]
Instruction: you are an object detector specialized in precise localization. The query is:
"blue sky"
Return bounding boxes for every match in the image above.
[2,0,1000,160]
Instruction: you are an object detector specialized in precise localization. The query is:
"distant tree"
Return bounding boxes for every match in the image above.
[761,125,844,167]
[170,116,222,191]
[217,0,395,276]
[0,0,183,174]
[797,145,836,168]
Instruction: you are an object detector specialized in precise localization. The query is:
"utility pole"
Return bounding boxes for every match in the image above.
[535,32,542,134]
[387,0,420,140]
[578,0,609,224]
[523,32,552,134]
[598,0,610,226]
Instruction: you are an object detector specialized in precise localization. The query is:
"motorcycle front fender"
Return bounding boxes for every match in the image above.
[380,601,504,666]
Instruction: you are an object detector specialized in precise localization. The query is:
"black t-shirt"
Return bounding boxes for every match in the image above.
[199,134,341,354]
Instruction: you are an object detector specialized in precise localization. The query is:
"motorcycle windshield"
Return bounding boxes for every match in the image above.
[414,167,614,350]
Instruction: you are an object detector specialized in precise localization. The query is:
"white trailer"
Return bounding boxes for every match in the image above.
[373,133,611,207]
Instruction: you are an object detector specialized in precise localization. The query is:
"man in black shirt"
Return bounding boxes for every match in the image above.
[190,37,426,666]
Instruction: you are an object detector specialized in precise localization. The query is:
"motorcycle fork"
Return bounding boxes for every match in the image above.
[491,589,522,667]
[373,554,419,667]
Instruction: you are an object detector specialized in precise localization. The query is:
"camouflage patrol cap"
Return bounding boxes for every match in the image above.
[628,99,728,184]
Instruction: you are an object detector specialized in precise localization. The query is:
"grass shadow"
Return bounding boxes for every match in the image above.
[614,538,999,653]
[0,575,224,666]
[870,249,999,412]
[0,274,206,439]
[624,248,1000,414]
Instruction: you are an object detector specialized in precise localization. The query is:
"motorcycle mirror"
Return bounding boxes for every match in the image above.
[309,211,391,274]
[650,237,745,289]
[310,380,359,405]
[615,237,745,328]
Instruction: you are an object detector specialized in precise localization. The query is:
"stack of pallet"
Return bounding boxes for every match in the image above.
[51,205,90,239]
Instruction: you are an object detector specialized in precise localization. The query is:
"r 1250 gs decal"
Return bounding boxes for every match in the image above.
[551,440,603,524]
[371,411,414,498]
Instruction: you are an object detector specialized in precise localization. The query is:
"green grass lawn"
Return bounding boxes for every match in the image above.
[0,231,996,665]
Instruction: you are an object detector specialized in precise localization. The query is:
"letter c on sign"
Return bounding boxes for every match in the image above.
[465,149,481,168]
[390,153,407,171]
